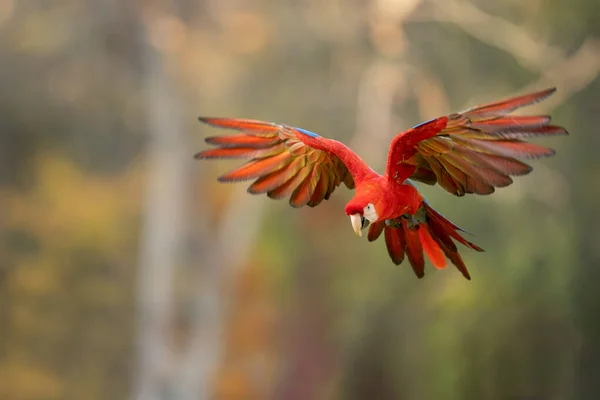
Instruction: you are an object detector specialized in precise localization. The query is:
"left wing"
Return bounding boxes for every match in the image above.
[195,118,366,208]
[385,88,568,196]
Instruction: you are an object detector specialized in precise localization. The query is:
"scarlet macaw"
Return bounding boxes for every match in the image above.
[195,88,567,279]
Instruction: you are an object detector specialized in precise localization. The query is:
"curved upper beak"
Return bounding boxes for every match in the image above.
[350,214,369,237]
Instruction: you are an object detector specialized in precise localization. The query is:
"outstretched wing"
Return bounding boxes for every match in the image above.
[195,118,358,208]
[385,88,568,196]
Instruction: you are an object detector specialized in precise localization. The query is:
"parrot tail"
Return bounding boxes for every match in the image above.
[367,202,484,280]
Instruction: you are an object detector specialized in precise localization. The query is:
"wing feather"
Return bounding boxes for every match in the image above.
[309,169,330,207]
[267,167,312,200]
[248,157,306,194]
[290,168,320,208]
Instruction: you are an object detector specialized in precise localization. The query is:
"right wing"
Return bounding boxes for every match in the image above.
[195,118,357,208]
[385,88,567,196]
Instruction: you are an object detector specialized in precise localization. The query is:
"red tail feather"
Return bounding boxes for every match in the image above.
[384,224,406,265]
[418,226,447,269]
[404,227,425,278]
[376,203,483,279]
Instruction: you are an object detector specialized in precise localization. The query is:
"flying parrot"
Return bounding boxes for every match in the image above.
[195,88,567,280]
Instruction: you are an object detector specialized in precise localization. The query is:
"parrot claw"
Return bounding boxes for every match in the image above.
[386,204,428,230]
[385,219,402,228]
[385,214,420,230]
[404,214,420,230]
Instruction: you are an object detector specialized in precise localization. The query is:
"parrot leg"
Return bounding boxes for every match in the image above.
[385,219,402,228]
[411,204,427,225]
[386,204,428,230]
[403,214,420,230]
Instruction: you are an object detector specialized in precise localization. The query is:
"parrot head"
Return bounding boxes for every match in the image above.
[345,195,380,237]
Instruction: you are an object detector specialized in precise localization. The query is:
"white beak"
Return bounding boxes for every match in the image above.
[350,214,363,237]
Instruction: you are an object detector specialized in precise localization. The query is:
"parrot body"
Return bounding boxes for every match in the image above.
[195,88,567,279]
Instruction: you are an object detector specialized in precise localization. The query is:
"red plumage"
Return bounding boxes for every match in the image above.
[195,88,567,279]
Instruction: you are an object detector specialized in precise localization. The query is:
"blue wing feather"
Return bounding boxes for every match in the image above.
[412,118,437,130]
[295,127,320,138]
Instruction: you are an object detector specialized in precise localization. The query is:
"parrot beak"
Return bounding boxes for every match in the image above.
[350,214,368,237]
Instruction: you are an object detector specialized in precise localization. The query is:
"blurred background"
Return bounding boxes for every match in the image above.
[0,0,599,399]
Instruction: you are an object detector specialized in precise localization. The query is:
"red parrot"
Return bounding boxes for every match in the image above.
[195,88,567,279]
